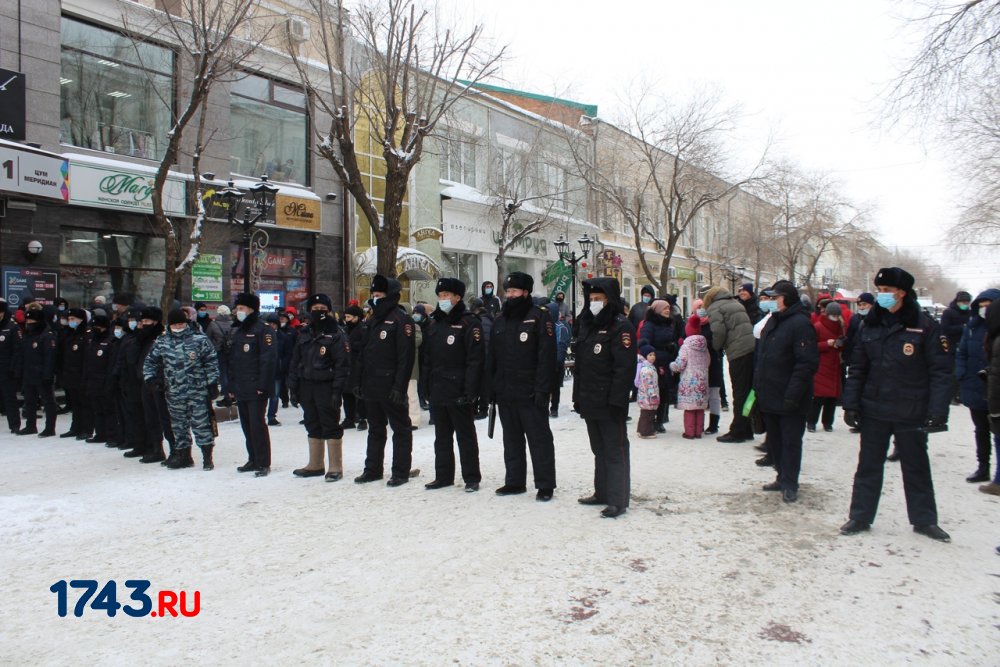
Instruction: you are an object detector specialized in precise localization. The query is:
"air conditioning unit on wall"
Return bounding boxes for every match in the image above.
[287,17,310,43]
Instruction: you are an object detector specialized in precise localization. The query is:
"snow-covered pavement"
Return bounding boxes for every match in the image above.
[2,383,998,665]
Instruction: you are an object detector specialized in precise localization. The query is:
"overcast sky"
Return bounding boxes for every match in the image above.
[434,0,992,290]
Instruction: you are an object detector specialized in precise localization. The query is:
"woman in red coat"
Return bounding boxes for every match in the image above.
[808,302,846,431]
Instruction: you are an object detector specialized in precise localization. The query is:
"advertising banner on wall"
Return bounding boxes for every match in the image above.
[69,161,186,215]
[0,143,68,201]
[3,266,59,306]
[274,194,321,232]
[191,254,223,301]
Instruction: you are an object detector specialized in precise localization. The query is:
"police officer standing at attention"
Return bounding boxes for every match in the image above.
[288,293,351,481]
[840,267,953,542]
[0,299,22,434]
[574,277,636,518]
[18,308,57,437]
[489,272,557,501]
[230,293,277,477]
[351,275,417,487]
[423,277,485,492]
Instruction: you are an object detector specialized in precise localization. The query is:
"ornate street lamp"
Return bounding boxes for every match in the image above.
[554,233,594,321]
[215,175,279,293]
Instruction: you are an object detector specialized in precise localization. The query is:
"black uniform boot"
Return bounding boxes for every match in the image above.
[356,419,368,431]
[967,467,990,483]
[199,446,214,470]
[166,448,194,469]
[705,413,720,434]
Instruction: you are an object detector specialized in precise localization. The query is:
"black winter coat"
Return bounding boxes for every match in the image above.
[939,300,971,352]
[84,330,114,394]
[842,299,952,423]
[753,301,819,415]
[573,278,636,419]
[423,301,485,405]
[228,313,278,400]
[116,333,145,400]
[488,298,556,406]
[21,324,57,385]
[639,308,678,369]
[59,327,87,390]
[287,321,350,392]
[0,316,22,380]
[352,295,416,400]
[956,289,1000,412]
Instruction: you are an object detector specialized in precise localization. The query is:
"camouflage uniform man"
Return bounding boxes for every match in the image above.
[144,309,219,470]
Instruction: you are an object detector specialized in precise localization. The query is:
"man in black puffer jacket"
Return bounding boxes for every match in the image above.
[840,267,953,542]
[350,275,416,487]
[422,278,485,492]
[754,280,819,503]
[574,277,636,519]
[489,272,557,500]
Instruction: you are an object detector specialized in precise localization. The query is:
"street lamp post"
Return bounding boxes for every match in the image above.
[728,265,746,293]
[215,175,279,293]
[554,233,594,320]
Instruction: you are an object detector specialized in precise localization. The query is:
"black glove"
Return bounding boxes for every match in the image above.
[781,398,798,412]
[923,415,948,433]
[289,389,299,408]
[352,386,363,399]
[144,377,164,392]
[388,388,406,405]
[456,395,476,406]
[978,369,988,383]
[533,392,550,409]
[208,384,220,400]
[843,410,860,429]
[330,391,342,411]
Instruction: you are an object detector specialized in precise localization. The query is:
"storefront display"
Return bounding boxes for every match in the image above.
[229,244,310,309]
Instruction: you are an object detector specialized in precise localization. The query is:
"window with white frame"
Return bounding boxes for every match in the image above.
[539,162,567,210]
[440,133,478,188]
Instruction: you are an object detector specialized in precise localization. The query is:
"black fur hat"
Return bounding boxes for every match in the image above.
[435,277,466,297]
[503,272,533,292]
[370,275,389,294]
[874,267,915,295]
[307,293,333,310]
[235,293,260,311]
[140,306,163,322]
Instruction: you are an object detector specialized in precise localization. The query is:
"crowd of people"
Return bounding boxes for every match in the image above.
[3,266,998,546]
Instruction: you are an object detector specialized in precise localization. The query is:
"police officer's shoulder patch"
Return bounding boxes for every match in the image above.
[263,333,273,346]
[343,341,351,353]
[621,332,632,349]
[404,323,413,337]
[472,328,481,342]
[545,321,554,337]
[939,335,949,353]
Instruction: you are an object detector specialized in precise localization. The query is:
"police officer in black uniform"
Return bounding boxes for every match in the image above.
[137,307,174,464]
[18,308,57,437]
[0,299,22,434]
[83,315,116,444]
[489,272,557,501]
[229,293,277,477]
[288,293,351,481]
[59,307,91,440]
[422,278,485,492]
[118,308,149,458]
[340,305,367,431]
[840,267,953,542]
[351,275,416,487]
[574,277,636,518]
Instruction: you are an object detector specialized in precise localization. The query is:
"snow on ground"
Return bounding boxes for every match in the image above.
[2,380,998,665]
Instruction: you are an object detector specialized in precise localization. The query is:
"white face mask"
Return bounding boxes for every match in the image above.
[980,306,989,319]
[857,307,870,316]
[589,301,604,316]
[170,326,187,334]
[236,311,248,322]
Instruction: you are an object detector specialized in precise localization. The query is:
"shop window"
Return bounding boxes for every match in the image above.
[59,17,174,160]
[230,74,308,185]
[59,229,166,306]
[229,244,310,309]
[440,251,478,297]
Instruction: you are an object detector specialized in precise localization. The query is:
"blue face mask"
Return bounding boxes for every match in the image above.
[484,288,493,296]
[68,320,80,330]
[370,297,379,307]
[438,299,454,313]
[642,295,651,304]
[760,300,777,313]
[197,311,207,318]
[875,292,897,310]
[114,329,124,339]
[236,311,248,322]
[696,308,707,318]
